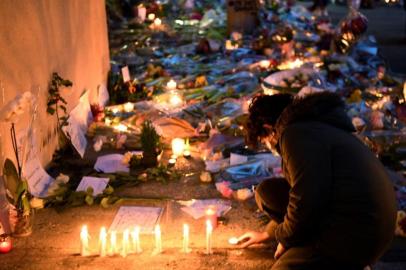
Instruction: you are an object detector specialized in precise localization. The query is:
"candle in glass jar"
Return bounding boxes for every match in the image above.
[0,235,12,254]
[80,225,90,256]
[205,220,213,255]
[166,79,177,91]
[99,227,107,257]
[132,226,142,254]
[171,138,185,157]
[182,224,191,253]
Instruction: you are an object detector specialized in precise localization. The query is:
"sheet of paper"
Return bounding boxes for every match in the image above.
[109,206,163,234]
[230,153,248,166]
[76,176,109,196]
[94,154,129,173]
[178,199,232,219]
[121,66,130,83]
[63,120,87,158]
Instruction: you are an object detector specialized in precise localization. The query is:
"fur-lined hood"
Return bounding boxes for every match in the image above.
[274,92,355,142]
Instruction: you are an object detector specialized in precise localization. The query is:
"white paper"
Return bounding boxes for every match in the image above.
[230,153,248,166]
[76,176,109,196]
[94,154,129,173]
[178,199,232,220]
[97,84,109,107]
[109,206,163,234]
[23,135,54,198]
[63,91,92,158]
[121,66,130,83]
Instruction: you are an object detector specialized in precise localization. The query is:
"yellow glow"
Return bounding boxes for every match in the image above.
[123,102,133,113]
[148,13,155,20]
[154,18,162,26]
[259,60,270,69]
[172,138,185,157]
[277,58,304,70]
[169,92,183,107]
[167,79,177,90]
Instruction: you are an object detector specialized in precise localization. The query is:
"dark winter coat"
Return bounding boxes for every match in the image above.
[272,92,397,265]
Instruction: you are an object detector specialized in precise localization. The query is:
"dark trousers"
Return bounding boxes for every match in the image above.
[255,178,366,270]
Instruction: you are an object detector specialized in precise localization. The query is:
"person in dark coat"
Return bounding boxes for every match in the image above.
[238,92,397,270]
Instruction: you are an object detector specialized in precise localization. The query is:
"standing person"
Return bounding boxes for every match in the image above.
[238,92,397,269]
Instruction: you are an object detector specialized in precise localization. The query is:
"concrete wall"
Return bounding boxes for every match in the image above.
[0,0,110,167]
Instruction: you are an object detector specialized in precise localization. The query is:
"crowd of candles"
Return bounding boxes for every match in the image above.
[80,220,215,257]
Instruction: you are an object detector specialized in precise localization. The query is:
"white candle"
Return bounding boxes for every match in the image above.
[148,13,156,21]
[183,139,191,157]
[171,138,185,157]
[205,220,213,255]
[121,229,130,257]
[182,224,191,253]
[99,227,107,257]
[167,79,177,91]
[259,60,270,69]
[168,158,177,166]
[80,225,90,256]
[123,102,133,113]
[154,224,162,254]
[154,18,162,26]
[109,231,118,256]
[132,226,142,254]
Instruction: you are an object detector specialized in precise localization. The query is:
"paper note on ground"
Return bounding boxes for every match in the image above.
[178,199,232,219]
[94,154,129,173]
[76,176,109,196]
[109,206,163,234]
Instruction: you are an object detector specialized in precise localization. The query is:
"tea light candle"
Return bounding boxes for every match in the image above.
[0,235,12,254]
[205,220,213,255]
[111,108,119,114]
[168,158,177,166]
[172,138,185,157]
[148,13,156,21]
[167,79,177,91]
[104,117,112,126]
[182,224,191,253]
[123,102,133,113]
[99,227,107,257]
[259,60,270,69]
[183,139,191,158]
[154,224,162,254]
[228,237,239,245]
[80,225,90,256]
[121,229,130,257]
[205,206,218,228]
[109,231,118,256]
[115,124,128,133]
[132,226,142,254]
[154,18,162,26]
[169,91,183,107]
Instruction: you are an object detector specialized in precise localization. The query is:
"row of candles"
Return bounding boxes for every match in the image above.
[80,221,213,257]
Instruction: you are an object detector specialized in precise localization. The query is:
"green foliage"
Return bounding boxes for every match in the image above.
[3,159,31,215]
[145,164,181,184]
[47,72,72,129]
[140,120,161,154]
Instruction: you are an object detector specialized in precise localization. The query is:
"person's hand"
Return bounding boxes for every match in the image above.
[236,231,270,248]
[274,242,286,259]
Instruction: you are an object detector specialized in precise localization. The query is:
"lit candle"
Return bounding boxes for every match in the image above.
[259,60,270,69]
[168,158,177,166]
[166,79,177,91]
[109,231,118,256]
[154,18,162,26]
[80,225,90,256]
[169,91,183,107]
[123,102,133,113]
[121,229,130,257]
[183,138,191,158]
[104,117,112,126]
[148,13,156,21]
[205,206,218,228]
[0,235,12,254]
[228,237,239,245]
[171,138,185,157]
[154,224,162,254]
[205,220,213,255]
[111,108,119,114]
[115,124,128,133]
[99,227,107,257]
[132,226,142,254]
[182,224,191,253]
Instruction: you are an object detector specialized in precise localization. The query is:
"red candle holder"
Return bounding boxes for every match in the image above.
[0,235,12,254]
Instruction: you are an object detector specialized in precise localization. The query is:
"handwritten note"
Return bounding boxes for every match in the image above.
[76,176,109,196]
[109,206,163,234]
